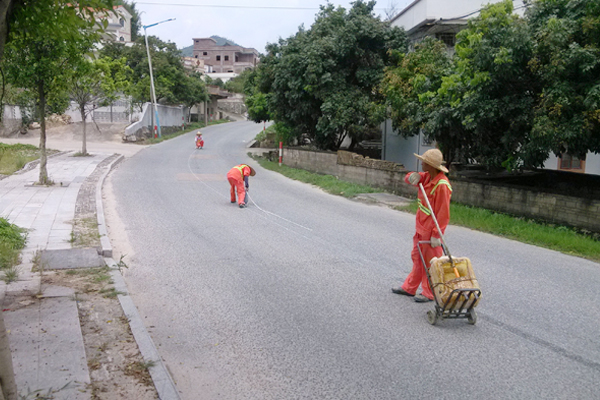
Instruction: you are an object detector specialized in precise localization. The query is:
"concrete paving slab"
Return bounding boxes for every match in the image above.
[4,296,91,399]
[40,249,105,270]
[354,192,412,207]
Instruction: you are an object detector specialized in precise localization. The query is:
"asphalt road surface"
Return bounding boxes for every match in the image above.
[107,121,600,399]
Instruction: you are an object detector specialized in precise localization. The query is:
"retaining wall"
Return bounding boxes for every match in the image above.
[282,148,600,233]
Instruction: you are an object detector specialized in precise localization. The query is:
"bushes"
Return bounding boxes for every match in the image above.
[0,218,26,282]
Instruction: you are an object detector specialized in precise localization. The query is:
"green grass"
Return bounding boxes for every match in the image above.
[254,158,600,262]
[0,217,27,283]
[0,143,40,175]
[256,158,380,198]
[144,119,231,144]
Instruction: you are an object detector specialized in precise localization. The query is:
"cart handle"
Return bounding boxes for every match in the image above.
[418,182,459,278]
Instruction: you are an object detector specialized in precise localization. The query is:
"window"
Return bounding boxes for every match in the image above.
[235,56,239,62]
[560,153,584,170]
[224,55,229,61]
[194,55,198,58]
[119,36,125,42]
[196,40,199,43]
[119,18,125,27]
[216,55,221,61]
[203,52,208,56]
[436,32,456,47]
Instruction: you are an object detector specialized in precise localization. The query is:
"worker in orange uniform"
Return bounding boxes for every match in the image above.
[227,164,256,208]
[195,131,204,149]
[392,149,452,302]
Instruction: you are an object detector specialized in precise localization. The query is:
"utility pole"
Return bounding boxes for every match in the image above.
[143,18,175,138]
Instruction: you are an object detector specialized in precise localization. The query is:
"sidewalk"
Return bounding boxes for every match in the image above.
[0,147,179,399]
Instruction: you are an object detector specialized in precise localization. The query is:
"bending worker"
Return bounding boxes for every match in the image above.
[392,149,452,303]
[227,163,256,208]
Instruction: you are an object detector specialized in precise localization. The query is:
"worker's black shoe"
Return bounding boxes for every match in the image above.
[391,287,414,296]
[413,294,433,303]
[239,203,246,208]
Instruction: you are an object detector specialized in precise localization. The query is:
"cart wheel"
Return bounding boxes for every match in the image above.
[427,310,438,325]
[467,310,477,325]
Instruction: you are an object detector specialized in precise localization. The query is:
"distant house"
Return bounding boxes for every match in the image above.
[99,5,132,43]
[191,38,259,74]
[182,57,205,74]
[390,0,525,55]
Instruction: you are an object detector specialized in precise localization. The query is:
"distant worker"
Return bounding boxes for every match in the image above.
[227,163,256,208]
[392,149,452,302]
[195,131,204,149]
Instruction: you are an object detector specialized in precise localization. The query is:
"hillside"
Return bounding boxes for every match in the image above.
[180,35,241,56]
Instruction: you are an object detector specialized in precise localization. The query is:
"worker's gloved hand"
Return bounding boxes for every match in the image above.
[245,185,249,191]
[408,173,420,185]
[430,237,442,248]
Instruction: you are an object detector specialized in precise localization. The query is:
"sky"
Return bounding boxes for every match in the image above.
[133,0,414,53]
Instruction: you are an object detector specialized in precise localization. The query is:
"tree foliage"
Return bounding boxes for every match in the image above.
[248,0,407,150]
[436,0,540,169]
[526,0,600,161]
[100,36,207,108]
[3,0,114,184]
[69,56,131,154]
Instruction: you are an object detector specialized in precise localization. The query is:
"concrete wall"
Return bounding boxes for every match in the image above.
[124,103,187,140]
[283,148,600,233]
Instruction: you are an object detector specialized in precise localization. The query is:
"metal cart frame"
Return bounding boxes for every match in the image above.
[417,241,481,325]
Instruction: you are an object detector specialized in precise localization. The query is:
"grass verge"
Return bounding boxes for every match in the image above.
[0,217,27,283]
[0,143,40,175]
[143,119,230,145]
[253,157,600,262]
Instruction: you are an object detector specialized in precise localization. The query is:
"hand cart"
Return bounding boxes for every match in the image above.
[417,183,481,326]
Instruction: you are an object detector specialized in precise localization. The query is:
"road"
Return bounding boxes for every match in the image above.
[104,121,600,400]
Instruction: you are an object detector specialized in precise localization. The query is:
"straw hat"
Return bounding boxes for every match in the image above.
[414,149,448,173]
[248,165,256,176]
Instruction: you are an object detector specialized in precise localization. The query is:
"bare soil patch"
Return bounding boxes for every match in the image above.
[41,267,159,400]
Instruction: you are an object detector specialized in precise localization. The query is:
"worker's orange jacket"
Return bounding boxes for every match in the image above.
[405,171,452,239]
[227,164,252,182]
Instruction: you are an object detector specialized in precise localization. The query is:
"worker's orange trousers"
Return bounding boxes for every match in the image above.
[401,232,443,300]
[227,175,246,205]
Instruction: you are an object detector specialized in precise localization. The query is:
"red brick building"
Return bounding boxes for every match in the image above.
[192,38,259,73]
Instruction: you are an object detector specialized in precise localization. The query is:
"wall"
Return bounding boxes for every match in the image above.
[124,103,187,140]
[381,119,434,172]
[283,148,600,233]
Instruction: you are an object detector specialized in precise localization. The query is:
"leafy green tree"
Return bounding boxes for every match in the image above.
[177,72,209,121]
[224,69,252,94]
[69,57,131,155]
[3,0,114,184]
[431,0,540,169]
[100,36,198,106]
[255,1,407,150]
[526,0,600,162]
[383,37,462,163]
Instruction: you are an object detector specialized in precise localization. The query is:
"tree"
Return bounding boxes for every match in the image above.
[100,36,197,106]
[383,37,458,159]
[526,0,600,163]
[3,0,114,184]
[177,72,209,121]
[431,0,540,169]
[255,1,407,150]
[69,57,131,155]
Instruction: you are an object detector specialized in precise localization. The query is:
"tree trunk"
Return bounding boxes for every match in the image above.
[0,294,18,400]
[80,107,87,155]
[37,80,48,185]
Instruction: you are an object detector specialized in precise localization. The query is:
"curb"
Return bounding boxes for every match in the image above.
[96,155,181,400]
